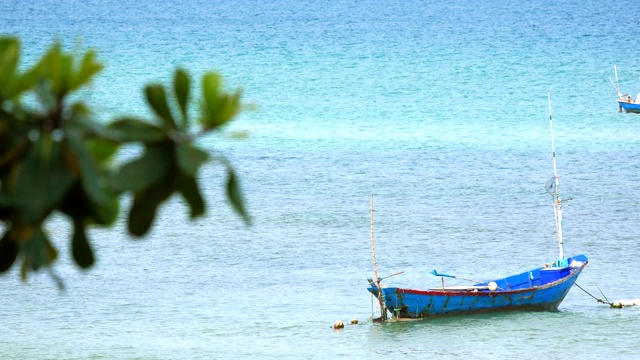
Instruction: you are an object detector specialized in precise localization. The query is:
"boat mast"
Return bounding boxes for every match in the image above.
[614,65,621,95]
[609,65,623,99]
[370,193,387,321]
[548,93,564,259]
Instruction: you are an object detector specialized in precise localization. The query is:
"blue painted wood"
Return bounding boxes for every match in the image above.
[368,254,588,319]
[618,100,640,113]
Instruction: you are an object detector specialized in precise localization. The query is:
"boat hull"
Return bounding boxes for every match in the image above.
[618,100,640,113]
[368,254,588,319]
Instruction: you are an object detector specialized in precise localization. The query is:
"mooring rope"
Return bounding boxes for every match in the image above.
[575,282,612,306]
[593,281,612,305]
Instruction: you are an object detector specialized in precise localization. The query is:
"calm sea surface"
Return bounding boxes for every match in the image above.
[2,1,640,358]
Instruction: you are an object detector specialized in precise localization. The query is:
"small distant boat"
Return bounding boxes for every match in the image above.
[367,94,588,321]
[611,65,640,113]
[618,97,640,114]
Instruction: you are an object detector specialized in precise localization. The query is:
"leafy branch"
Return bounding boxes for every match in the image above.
[0,37,250,285]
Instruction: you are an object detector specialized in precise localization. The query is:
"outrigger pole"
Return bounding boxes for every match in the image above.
[548,93,564,260]
[370,193,387,321]
[610,65,623,98]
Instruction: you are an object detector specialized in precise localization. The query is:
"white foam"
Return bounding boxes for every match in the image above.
[612,299,640,307]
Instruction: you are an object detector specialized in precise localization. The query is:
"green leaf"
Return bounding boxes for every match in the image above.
[3,64,41,99]
[70,50,103,91]
[112,145,171,193]
[220,90,242,125]
[63,103,120,164]
[107,117,167,143]
[0,137,29,169]
[40,42,63,96]
[20,227,57,271]
[175,142,209,177]
[58,182,119,226]
[177,174,205,218]
[226,168,251,225]
[71,218,94,268]
[86,137,119,165]
[128,175,176,237]
[173,69,190,127]
[0,37,19,91]
[59,102,99,137]
[8,40,103,98]
[59,52,73,95]
[145,84,176,129]
[0,194,10,221]
[34,76,57,111]
[64,132,119,225]
[201,72,222,127]
[6,136,75,223]
[57,182,91,219]
[65,133,111,206]
[92,192,120,225]
[0,231,18,273]
[200,72,242,129]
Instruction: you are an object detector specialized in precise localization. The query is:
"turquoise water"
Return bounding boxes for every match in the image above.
[2,1,640,358]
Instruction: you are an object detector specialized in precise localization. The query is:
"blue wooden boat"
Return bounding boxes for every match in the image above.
[368,255,588,319]
[367,94,588,321]
[611,65,640,113]
[618,99,640,114]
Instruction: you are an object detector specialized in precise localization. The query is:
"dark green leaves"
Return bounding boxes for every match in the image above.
[0,231,18,272]
[120,69,250,237]
[106,117,166,143]
[112,146,172,193]
[38,41,103,98]
[176,143,209,177]
[65,134,119,225]
[177,173,205,218]
[145,84,177,130]
[71,218,94,268]
[128,173,176,237]
[5,136,75,224]
[226,168,250,225]
[0,36,250,284]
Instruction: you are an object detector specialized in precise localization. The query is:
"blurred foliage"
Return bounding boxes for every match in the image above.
[0,37,250,286]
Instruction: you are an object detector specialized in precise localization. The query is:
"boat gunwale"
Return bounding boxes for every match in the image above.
[385,259,588,297]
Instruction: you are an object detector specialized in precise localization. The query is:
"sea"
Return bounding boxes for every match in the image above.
[2,1,640,358]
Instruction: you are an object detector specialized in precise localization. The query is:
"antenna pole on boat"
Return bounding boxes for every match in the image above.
[548,93,564,260]
[370,193,387,321]
[611,65,623,99]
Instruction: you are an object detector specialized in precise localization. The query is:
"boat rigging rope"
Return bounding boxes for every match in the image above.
[575,282,611,305]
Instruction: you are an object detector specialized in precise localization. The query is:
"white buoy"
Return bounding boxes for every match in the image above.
[488,282,498,291]
[612,299,640,308]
